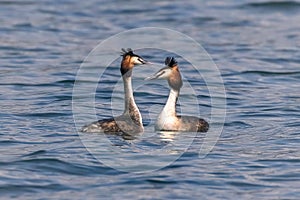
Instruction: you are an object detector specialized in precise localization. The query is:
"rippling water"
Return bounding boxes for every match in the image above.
[1,0,300,199]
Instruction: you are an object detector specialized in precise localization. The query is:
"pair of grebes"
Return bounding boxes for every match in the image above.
[82,48,209,134]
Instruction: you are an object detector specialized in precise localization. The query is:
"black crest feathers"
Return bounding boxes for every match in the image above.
[165,57,178,68]
[121,48,134,57]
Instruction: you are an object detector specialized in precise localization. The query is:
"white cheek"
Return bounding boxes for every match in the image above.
[132,57,138,64]
[162,69,172,79]
[155,69,171,79]
[132,57,141,65]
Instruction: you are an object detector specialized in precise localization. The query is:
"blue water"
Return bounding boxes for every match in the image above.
[1,0,300,199]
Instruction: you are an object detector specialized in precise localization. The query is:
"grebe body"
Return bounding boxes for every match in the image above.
[146,57,209,132]
[82,48,147,134]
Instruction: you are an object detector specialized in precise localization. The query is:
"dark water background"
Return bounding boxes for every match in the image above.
[1,0,300,199]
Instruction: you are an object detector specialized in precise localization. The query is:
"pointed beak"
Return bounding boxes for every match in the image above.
[145,75,156,81]
[145,70,165,81]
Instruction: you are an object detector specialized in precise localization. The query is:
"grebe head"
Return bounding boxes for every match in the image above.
[120,48,147,76]
[146,57,183,90]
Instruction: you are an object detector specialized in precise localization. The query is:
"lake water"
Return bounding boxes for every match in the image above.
[1,0,300,199]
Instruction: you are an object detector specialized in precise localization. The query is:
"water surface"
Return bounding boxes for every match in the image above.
[1,0,300,199]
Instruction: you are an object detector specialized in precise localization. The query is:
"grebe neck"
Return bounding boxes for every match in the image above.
[123,73,139,116]
[161,88,179,118]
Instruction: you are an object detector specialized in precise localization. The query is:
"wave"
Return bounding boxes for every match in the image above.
[241,1,300,10]
[241,70,300,76]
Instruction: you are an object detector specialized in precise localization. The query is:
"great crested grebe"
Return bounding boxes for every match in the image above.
[81,48,147,133]
[146,57,209,132]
